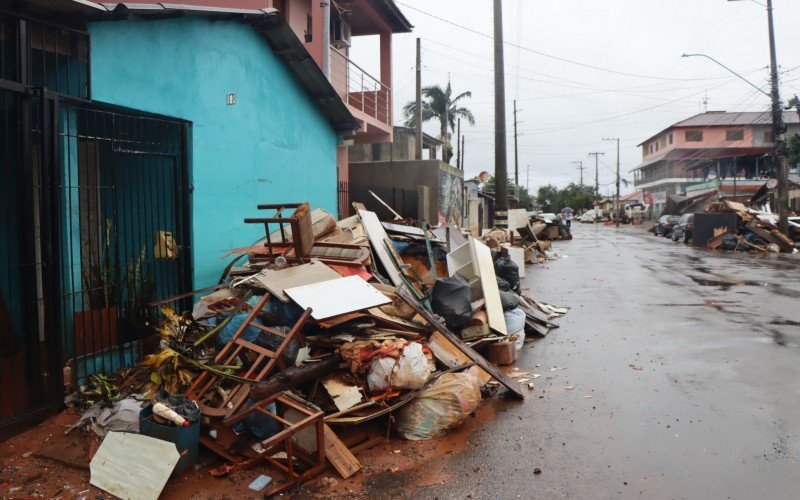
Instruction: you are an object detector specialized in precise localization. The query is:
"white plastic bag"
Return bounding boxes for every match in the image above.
[367,342,431,392]
[395,372,482,441]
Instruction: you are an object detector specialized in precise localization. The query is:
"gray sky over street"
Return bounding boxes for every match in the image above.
[351,0,800,196]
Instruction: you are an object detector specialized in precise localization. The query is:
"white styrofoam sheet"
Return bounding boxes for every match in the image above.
[285,275,390,320]
[90,431,180,500]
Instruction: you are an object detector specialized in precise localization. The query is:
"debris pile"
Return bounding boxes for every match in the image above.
[704,200,799,253]
[53,200,567,497]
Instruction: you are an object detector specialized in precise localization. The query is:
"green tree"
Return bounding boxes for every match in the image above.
[403,81,475,164]
[535,183,595,212]
[788,133,800,168]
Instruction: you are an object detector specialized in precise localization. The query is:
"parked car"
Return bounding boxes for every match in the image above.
[580,209,601,223]
[671,214,694,243]
[655,215,681,237]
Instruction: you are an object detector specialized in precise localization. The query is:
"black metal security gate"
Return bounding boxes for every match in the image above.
[0,88,59,439]
[57,102,192,385]
[0,89,191,439]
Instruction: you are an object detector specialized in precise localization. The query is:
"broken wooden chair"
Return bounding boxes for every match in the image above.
[185,293,312,423]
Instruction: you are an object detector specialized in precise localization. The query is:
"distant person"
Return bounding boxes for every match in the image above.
[564,210,573,228]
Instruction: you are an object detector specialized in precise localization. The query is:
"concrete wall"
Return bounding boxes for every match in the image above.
[349,160,463,223]
[89,17,338,288]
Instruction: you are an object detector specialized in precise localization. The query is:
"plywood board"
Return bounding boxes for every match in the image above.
[90,432,179,500]
[254,262,342,302]
[324,424,362,478]
[358,210,404,287]
[285,276,390,320]
[507,209,530,231]
[504,246,526,278]
[428,331,492,387]
[470,238,508,335]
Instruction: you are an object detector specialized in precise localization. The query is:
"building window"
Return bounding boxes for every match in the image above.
[685,130,703,142]
[668,133,673,144]
[764,131,773,143]
[726,129,744,141]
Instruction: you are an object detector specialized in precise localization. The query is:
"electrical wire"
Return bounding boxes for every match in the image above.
[395,1,757,82]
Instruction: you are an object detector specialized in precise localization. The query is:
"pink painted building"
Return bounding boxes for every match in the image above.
[633,111,799,214]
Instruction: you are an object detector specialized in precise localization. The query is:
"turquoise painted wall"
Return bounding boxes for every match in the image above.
[88,17,338,288]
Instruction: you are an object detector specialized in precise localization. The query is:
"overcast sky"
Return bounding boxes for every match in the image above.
[350,0,800,196]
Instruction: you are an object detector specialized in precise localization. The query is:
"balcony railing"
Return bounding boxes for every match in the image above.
[330,47,391,127]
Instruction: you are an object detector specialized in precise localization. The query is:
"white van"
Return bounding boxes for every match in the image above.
[579,209,601,223]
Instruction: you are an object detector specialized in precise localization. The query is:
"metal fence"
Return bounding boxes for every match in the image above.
[58,103,191,383]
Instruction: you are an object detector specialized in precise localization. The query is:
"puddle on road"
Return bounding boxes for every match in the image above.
[653,299,733,312]
[770,319,800,327]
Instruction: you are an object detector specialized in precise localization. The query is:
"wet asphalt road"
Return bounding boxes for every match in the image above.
[404,224,800,499]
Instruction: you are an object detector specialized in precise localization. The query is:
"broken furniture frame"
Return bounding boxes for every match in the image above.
[210,392,326,497]
[244,203,314,262]
[185,294,312,423]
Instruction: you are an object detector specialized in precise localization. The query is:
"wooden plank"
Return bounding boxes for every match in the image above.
[324,424,361,479]
[90,432,180,500]
[253,262,342,302]
[285,276,390,320]
[358,209,404,287]
[428,331,492,386]
[470,238,508,335]
[397,287,525,399]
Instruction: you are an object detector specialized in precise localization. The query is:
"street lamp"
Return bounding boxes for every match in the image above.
[680,53,769,97]
[725,0,790,233]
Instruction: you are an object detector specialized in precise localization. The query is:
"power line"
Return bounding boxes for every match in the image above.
[395,1,756,82]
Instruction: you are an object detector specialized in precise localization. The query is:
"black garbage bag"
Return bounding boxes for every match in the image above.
[494,257,521,294]
[431,274,473,330]
[496,276,511,292]
[499,290,519,311]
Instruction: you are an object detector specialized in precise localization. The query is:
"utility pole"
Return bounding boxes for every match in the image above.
[461,135,465,170]
[572,161,585,186]
[526,164,530,193]
[513,100,520,187]
[456,118,461,169]
[588,152,605,205]
[415,38,422,160]
[603,138,620,227]
[493,0,508,222]
[766,0,789,234]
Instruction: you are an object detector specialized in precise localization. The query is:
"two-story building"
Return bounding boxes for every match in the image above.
[633,111,799,215]
[0,0,410,440]
[117,0,413,214]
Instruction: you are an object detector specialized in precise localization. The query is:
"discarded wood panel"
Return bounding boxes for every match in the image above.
[382,222,426,238]
[253,262,342,302]
[324,424,362,479]
[471,238,508,335]
[745,222,792,251]
[397,287,524,399]
[321,374,364,412]
[504,246,526,278]
[525,318,550,337]
[286,276,390,320]
[358,209,404,287]
[428,331,491,386]
[432,225,467,249]
[507,209,530,231]
[90,432,180,500]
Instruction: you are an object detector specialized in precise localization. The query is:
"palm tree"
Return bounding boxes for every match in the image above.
[403,81,475,164]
